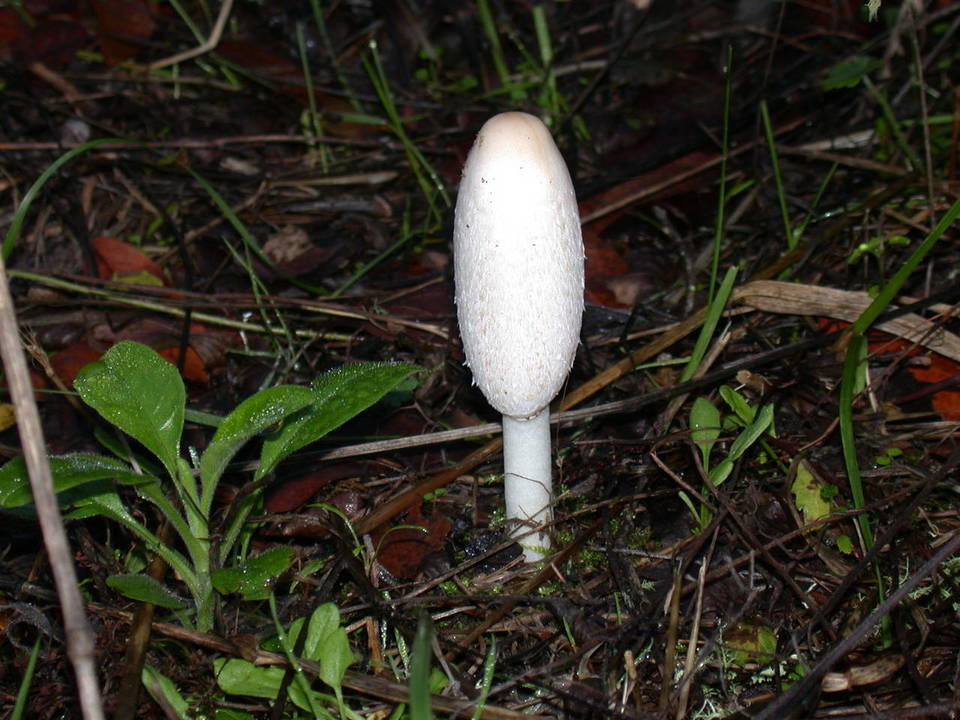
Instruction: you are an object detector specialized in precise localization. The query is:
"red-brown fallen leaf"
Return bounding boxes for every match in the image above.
[579,150,716,230]
[21,18,86,68]
[583,227,630,307]
[50,342,102,386]
[156,345,208,385]
[0,9,22,52]
[373,501,451,580]
[817,317,960,421]
[92,236,167,284]
[90,0,156,65]
[264,464,370,513]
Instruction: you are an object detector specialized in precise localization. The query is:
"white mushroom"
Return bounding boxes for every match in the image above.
[453,111,584,560]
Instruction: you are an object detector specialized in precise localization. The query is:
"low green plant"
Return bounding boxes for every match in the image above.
[215,600,357,718]
[684,386,776,529]
[0,340,419,631]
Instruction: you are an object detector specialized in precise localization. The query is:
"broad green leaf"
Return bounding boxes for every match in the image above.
[304,603,341,663]
[75,341,185,479]
[690,397,721,472]
[726,623,777,666]
[213,658,332,714]
[142,665,190,720]
[212,547,294,601]
[199,385,316,511]
[107,573,185,608]
[215,710,255,720]
[708,404,774,488]
[719,385,755,424]
[0,453,153,507]
[318,627,353,692]
[258,362,419,480]
[725,404,774,462]
[821,55,880,90]
[709,457,734,487]
[790,459,833,528]
[214,659,286,700]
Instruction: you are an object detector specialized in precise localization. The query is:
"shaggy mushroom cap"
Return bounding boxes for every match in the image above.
[453,112,584,418]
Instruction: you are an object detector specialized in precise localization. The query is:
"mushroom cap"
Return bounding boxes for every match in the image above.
[453,112,584,418]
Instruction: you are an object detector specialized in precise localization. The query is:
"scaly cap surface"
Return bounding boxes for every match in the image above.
[453,112,584,418]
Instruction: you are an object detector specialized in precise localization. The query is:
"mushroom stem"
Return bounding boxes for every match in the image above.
[502,409,552,560]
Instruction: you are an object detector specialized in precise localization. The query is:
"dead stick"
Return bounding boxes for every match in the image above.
[0,261,104,719]
[753,530,960,720]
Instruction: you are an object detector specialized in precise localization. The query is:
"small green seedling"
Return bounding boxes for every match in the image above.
[215,601,357,719]
[683,386,776,529]
[0,341,418,631]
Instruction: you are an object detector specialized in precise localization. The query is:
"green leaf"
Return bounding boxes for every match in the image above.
[213,658,332,714]
[725,404,774,462]
[690,397,721,472]
[74,341,185,479]
[304,603,341,663]
[200,385,316,511]
[409,612,434,720]
[708,404,774,487]
[142,664,191,720]
[212,547,294,601]
[680,267,737,383]
[836,534,854,554]
[64,484,198,592]
[318,627,353,692]
[821,55,880,90]
[107,573,186,608]
[257,362,419,480]
[215,710,256,720]
[304,603,353,690]
[726,623,777,666]
[790,459,833,528]
[719,385,755,424]
[0,453,152,507]
[214,658,285,700]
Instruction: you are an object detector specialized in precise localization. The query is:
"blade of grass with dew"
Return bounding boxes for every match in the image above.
[363,41,450,224]
[838,333,889,640]
[469,637,497,720]
[679,265,737,383]
[759,100,795,252]
[310,0,365,114]
[837,195,960,634]
[11,637,41,720]
[476,0,524,102]
[409,612,435,720]
[532,4,560,123]
[791,163,838,245]
[3,138,128,260]
[297,21,331,172]
[223,239,296,363]
[709,44,734,303]
[839,334,873,552]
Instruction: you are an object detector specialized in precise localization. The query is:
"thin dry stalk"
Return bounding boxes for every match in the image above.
[0,259,104,719]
